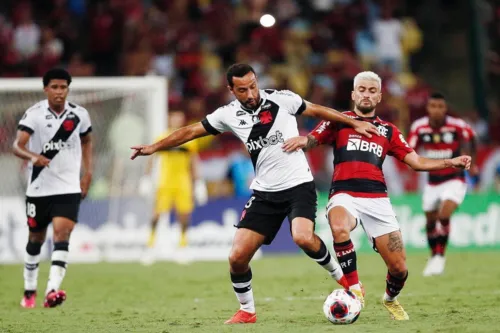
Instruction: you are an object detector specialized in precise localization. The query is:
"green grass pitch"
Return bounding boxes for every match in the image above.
[1,252,499,332]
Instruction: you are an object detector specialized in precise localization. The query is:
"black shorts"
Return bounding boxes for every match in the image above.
[25,193,81,232]
[236,181,317,245]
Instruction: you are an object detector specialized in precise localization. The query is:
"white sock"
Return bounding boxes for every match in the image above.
[46,248,68,295]
[319,252,344,281]
[24,252,40,291]
[384,292,396,302]
[350,283,361,291]
[233,280,255,313]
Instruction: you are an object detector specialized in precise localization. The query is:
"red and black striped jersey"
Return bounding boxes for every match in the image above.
[310,111,414,198]
[407,116,475,185]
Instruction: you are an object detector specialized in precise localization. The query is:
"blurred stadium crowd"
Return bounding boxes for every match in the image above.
[0,0,499,195]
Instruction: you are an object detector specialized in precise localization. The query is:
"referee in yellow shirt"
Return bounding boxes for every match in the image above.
[145,111,200,248]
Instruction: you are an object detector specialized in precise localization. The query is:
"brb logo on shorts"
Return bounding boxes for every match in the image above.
[43,139,71,153]
[246,131,284,153]
[346,137,383,157]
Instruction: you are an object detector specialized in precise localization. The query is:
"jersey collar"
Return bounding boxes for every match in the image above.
[44,100,70,119]
[238,90,267,114]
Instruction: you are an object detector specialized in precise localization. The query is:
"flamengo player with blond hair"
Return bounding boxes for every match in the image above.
[283,71,471,320]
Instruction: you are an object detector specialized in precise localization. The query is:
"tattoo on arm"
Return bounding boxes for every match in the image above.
[304,134,319,151]
[388,231,404,252]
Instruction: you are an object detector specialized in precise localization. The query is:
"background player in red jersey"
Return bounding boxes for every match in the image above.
[407,93,478,276]
[283,72,471,321]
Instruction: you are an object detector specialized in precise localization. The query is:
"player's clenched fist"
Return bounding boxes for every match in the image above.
[31,155,51,167]
[130,144,156,160]
[450,155,472,170]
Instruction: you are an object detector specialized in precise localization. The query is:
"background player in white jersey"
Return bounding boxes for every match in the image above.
[13,69,93,308]
[130,64,379,324]
[407,93,478,276]
[283,71,471,320]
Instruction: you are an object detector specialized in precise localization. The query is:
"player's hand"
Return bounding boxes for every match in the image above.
[80,173,92,199]
[282,136,308,152]
[353,120,379,138]
[451,155,472,170]
[130,144,156,160]
[31,155,51,167]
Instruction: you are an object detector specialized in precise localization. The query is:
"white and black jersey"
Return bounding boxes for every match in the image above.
[202,89,313,192]
[18,100,92,197]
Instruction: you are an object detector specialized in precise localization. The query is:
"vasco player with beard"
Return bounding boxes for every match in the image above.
[407,93,477,277]
[130,63,379,324]
[283,71,471,321]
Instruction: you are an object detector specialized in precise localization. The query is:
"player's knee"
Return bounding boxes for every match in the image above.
[53,226,74,242]
[228,248,250,271]
[26,241,42,255]
[330,219,351,240]
[388,260,408,277]
[437,216,450,226]
[292,231,315,250]
[29,233,45,244]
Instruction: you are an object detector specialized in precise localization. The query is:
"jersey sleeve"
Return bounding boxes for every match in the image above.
[407,122,420,149]
[460,122,476,143]
[202,107,229,135]
[18,110,37,134]
[275,90,307,116]
[388,125,414,161]
[309,120,336,145]
[79,109,92,136]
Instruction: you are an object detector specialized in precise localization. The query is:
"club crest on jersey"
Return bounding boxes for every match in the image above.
[442,132,454,144]
[433,133,441,143]
[259,111,273,124]
[377,125,388,137]
[63,119,75,131]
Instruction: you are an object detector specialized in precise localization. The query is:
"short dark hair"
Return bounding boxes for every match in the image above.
[43,68,72,87]
[226,63,256,87]
[430,92,445,100]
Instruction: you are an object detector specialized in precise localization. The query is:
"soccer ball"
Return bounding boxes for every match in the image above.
[323,289,362,324]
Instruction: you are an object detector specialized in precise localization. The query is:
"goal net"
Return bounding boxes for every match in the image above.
[0,77,167,263]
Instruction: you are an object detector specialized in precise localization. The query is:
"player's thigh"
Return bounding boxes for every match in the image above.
[374,230,407,274]
[439,200,459,220]
[50,194,81,242]
[326,194,358,233]
[25,196,52,234]
[229,227,266,267]
[173,185,194,216]
[425,210,439,223]
[236,194,287,246]
[422,184,440,212]
[155,188,173,214]
[438,180,466,218]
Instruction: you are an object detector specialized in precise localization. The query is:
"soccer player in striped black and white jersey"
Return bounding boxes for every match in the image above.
[13,69,93,308]
[130,64,380,324]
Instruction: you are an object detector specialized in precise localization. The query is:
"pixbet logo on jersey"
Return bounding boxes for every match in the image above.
[42,139,71,153]
[246,131,284,152]
[346,137,383,157]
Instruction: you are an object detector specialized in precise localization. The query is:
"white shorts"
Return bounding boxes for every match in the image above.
[422,179,467,212]
[326,193,400,243]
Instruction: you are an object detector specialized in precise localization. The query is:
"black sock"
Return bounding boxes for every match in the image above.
[334,239,358,287]
[386,271,408,298]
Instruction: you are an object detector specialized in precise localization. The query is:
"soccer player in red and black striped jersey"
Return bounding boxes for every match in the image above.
[283,71,471,320]
[407,93,477,277]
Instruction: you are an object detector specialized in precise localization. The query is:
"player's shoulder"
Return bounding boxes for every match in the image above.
[445,115,469,128]
[409,116,429,131]
[67,101,89,116]
[265,89,300,103]
[24,100,46,115]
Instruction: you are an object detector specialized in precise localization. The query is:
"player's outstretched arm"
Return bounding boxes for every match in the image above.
[301,101,379,138]
[282,135,319,152]
[12,130,50,167]
[130,122,209,160]
[403,151,472,171]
